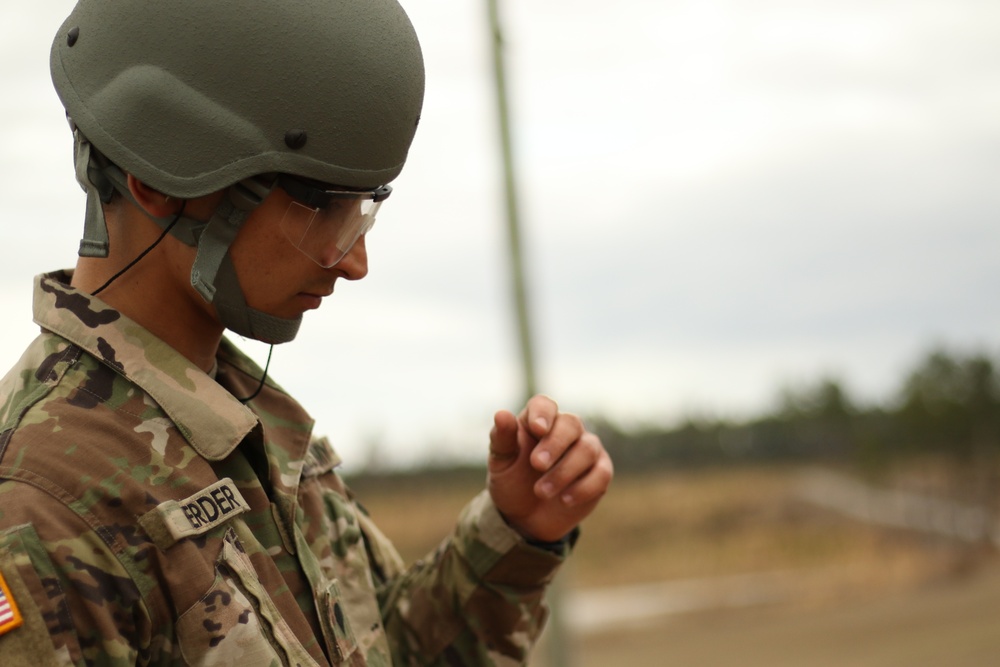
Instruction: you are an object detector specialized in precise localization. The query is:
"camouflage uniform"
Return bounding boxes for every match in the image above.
[0,271,570,666]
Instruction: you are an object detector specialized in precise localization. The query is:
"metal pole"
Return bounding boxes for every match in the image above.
[484,3,571,666]
[485,0,537,399]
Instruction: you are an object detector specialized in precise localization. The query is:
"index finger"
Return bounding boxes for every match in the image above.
[520,394,559,439]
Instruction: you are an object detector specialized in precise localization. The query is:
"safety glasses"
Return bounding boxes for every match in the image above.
[277,175,392,268]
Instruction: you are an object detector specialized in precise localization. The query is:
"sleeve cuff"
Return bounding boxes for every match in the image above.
[455,491,575,588]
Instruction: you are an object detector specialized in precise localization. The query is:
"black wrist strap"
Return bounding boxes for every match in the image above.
[525,526,581,554]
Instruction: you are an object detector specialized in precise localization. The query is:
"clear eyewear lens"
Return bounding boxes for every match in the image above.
[279,185,387,268]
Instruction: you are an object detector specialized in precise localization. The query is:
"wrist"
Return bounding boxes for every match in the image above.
[524,527,580,555]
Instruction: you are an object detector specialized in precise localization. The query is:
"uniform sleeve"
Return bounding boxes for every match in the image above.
[0,481,153,667]
[361,489,573,665]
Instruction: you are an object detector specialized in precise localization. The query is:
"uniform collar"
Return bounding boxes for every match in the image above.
[33,270,259,461]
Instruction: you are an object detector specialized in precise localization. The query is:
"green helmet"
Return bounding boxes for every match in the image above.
[50,0,425,343]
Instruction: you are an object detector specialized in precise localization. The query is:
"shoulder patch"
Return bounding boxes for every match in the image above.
[302,436,341,478]
[139,478,249,550]
[0,569,23,636]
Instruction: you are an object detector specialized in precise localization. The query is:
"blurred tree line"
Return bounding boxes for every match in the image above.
[592,347,1000,484]
[352,346,1000,523]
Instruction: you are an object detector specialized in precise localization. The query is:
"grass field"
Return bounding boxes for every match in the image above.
[347,463,1000,666]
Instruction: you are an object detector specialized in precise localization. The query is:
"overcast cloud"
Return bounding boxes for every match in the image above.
[1,0,998,469]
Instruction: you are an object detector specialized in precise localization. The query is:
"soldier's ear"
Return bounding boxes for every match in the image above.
[126,174,182,218]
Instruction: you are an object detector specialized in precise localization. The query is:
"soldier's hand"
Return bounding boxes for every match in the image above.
[487,395,613,543]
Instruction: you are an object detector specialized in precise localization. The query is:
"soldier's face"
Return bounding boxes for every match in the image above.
[225,185,370,320]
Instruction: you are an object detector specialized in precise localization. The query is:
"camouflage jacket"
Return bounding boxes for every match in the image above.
[0,271,569,667]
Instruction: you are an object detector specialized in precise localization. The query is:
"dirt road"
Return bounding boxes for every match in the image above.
[539,564,1000,666]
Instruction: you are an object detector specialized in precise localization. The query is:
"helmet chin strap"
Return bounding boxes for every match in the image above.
[212,256,302,344]
[186,179,303,344]
[77,133,303,344]
[74,130,115,258]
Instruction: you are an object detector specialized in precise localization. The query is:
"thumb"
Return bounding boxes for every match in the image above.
[488,409,519,473]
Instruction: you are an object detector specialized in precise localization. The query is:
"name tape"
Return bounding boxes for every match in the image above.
[145,478,249,545]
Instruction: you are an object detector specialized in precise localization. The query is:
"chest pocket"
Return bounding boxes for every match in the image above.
[177,529,323,667]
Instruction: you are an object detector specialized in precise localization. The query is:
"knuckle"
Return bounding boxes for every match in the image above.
[580,431,602,455]
[597,456,615,483]
[533,393,558,412]
[554,412,584,437]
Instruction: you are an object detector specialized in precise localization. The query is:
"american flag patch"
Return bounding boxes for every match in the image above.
[0,569,23,635]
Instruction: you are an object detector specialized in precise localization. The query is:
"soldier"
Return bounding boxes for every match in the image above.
[0,0,612,666]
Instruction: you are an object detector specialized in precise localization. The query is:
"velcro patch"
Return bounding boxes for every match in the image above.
[139,478,249,550]
[0,569,23,636]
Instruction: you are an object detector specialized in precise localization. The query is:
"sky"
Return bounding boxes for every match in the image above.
[1,0,999,470]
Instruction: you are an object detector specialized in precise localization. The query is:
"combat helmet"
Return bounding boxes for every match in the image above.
[50,0,425,343]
